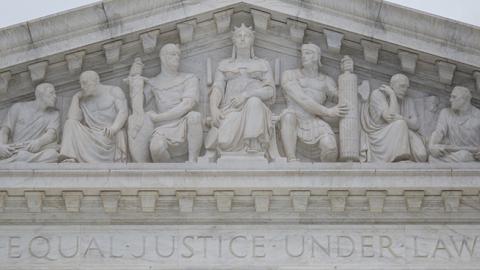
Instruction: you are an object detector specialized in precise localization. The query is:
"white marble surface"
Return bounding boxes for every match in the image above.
[1,224,480,269]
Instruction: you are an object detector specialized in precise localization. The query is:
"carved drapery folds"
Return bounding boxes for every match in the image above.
[0,19,478,164]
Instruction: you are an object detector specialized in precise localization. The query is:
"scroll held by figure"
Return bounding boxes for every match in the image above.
[60,71,128,163]
[0,83,59,163]
[429,86,480,162]
[205,24,277,161]
[279,43,348,162]
[127,44,202,163]
[360,74,427,163]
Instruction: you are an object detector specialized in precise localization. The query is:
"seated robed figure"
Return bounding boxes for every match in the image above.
[429,86,480,162]
[280,43,348,162]
[0,83,59,163]
[127,44,202,163]
[361,74,427,162]
[60,71,128,163]
[205,24,276,159]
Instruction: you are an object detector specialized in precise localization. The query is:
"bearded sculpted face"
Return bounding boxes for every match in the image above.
[391,74,409,100]
[79,71,100,97]
[450,86,471,112]
[36,83,57,108]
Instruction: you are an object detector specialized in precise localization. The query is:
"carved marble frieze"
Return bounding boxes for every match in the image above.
[0,0,478,165]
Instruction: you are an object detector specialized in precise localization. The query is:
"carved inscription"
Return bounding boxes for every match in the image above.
[2,229,480,264]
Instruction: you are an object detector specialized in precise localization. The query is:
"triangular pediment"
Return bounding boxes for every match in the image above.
[0,0,478,130]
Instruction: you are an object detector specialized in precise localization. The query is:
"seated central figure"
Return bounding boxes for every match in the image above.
[206,24,276,159]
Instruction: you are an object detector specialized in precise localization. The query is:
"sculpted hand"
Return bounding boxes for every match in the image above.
[103,127,119,138]
[384,113,403,123]
[211,107,224,127]
[146,111,165,123]
[379,85,395,96]
[231,94,247,108]
[129,75,144,90]
[430,145,446,158]
[26,140,42,153]
[73,91,84,100]
[0,144,13,159]
[326,103,349,118]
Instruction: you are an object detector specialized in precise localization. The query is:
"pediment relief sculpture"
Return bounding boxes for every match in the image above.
[360,74,428,163]
[280,44,348,162]
[204,24,279,162]
[0,17,478,164]
[429,86,480,162]
[127,44,203,163]
[59,71,128,163]
[0,83,59,163]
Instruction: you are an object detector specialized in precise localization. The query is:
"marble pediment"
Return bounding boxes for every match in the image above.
[0,0,479,109]
[0,2,480,269]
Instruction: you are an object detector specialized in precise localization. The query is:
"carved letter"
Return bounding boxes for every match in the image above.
[361,235,374,257]
[229,235,247,258]
[58,236,79,258]
[109,236,122,258]
[197,236,213,258]
[253,236,266,258]
[285,235,304,257]
[311,236,331,258]
[29,236,51,259]
[181,236,194,258]
[132,236,146,258]
[432,238,452,258]
[380,235,399,258]
[8,236,22,258]
[83,237,105,258]
[155,236,175,258]
[413,236,428,258]
[450,236,477,257]
[337,236,355,257]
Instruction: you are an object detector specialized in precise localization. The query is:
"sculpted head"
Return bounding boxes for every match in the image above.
[301,43,322,68]
[450,86,472,112]
[232,24,255,57]
[35,83,56,109]
[390,74,409,100]
[340,55,354,73]
[79,71,100,96]
[160,44,181,72]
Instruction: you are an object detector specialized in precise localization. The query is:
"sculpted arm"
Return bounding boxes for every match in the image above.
[67,92,84,121]
[209,69,226,127]
[282,72,332,117]
[242,62,275,101]
[377,85,400,123]
[110,88,128,134]
[0,105,16,158]
[428,110,448,157]
[404,99,420,131]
